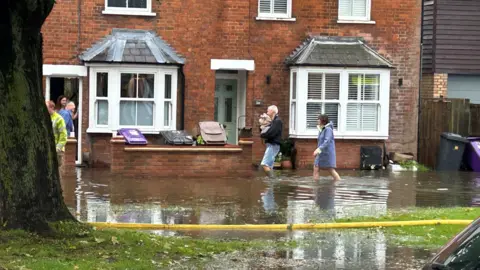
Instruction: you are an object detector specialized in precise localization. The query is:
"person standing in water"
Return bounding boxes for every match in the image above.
[313,114,341,181]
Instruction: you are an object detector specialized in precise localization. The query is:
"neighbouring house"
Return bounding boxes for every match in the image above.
[42,0,421,170]
[420,0,480,103]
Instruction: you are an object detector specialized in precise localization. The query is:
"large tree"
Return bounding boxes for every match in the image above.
[0,0,75,232]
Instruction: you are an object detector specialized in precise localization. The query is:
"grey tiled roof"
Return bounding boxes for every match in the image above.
[285,36,393,68]
[80,29,185,65]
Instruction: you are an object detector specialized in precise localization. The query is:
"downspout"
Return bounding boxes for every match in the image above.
[180,66,186,130]
[417,0,425,161]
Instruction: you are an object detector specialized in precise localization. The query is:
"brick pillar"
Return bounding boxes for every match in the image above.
[420,73,448,98]
[110,136,126,173]
[239,139,254,176]
[62,138,77,175]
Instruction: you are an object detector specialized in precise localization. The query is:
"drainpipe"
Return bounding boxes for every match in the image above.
[180,66,186,130]
[417,0,425,161]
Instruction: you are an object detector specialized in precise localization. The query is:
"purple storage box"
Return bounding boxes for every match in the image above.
[117,128,148,145]
[464,137,480,172]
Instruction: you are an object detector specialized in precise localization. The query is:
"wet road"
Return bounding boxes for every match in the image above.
[61,169,480,225]
[60,169,479,269]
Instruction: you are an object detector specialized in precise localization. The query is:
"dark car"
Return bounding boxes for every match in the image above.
[422,217,480,270]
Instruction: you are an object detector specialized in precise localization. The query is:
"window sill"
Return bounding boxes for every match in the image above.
[289,133,388,140]
[87,127,166,135]
[102,9,156,17]
[256,17,296,22]
[337,19,376,25]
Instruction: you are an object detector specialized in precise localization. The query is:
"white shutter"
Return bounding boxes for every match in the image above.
[308,73,323,100]
[362,74,380,100]
[348,74,360,100]
[259,0,272,13]
[325,74,340,100]
[325,103,339,128]
[346,103,379,131]
[339,0,352,17]
[273,0,288,14]
[306,103,322,129]
[352,0,367,17]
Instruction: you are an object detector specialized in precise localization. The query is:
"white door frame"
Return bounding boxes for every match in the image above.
[215,71,247,144]
[43,64,87,166]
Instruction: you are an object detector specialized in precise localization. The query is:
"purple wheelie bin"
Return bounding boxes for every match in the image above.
[117,128,148,145]
[464,137,480,172]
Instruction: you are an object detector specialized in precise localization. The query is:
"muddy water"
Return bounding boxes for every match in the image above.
[59,169,479,269]
[61,169,480,225]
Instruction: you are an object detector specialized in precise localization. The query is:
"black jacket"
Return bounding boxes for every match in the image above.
[260,115,282,145]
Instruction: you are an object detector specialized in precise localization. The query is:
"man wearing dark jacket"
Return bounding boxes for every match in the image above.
[260,105,282,177]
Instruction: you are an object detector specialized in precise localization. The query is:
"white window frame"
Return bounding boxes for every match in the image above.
[102,0,156,16]
[87,64,178,134]
[337,0,373,23]
[257,0,294,20]
[289,67,390,140]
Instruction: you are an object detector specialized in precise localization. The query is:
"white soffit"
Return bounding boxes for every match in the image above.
[211,59,255,71]
[43,65,88,77]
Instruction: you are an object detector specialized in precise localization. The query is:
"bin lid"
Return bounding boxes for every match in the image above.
[441,132,469,143]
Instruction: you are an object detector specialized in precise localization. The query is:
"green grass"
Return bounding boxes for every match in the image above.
[382,224,466,248]
[398,160,430,171]
[334,207,479,249]
[335,207,480,223]
[0,222,295,270]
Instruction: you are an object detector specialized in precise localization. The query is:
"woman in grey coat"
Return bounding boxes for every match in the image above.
[313,114,341,181]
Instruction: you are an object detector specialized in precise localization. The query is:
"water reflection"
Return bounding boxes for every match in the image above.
[62,169,479,226]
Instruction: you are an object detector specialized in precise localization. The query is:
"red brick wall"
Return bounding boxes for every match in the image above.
[42,0,422,165]
[293,139,383,170]
[110,138,254,177]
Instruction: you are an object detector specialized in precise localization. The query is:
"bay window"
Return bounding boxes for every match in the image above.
[289,67,390,139]
[88,66,178,134]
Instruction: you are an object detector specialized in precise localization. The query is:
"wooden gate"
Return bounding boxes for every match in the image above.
[418,98,470,169]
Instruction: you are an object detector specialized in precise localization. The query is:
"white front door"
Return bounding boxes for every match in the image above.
[214,79,237,145]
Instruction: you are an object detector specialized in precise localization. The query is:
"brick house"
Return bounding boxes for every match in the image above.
[420,0,480,103]
[41,0,421,169]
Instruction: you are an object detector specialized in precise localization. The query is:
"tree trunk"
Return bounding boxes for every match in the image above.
[0,0,75,232]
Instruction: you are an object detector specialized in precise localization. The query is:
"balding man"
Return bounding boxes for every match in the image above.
[46,100,67,168]
[260,105,283,177]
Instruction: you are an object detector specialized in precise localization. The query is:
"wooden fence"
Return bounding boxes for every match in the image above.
[418,98,471,169]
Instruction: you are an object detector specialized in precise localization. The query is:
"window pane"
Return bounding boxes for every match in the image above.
[306,103,322,129]
[352,0,367,17]
[308,73,323,99]
[290,102,296,131]
[273,0,287,14]
[96,73,108,97]
[137,101,154,126]
[225,98,233,122]
[164,101,171,126]
[138,74,154,98]
[339,0,352,16]
[348,74,361,100]
[120,101,136,125]
[292,72,297,100]
[96,100,108,125]
[214,97,218,122]
[363,74,380,101]
[121,73,136,98]
[346,103,379,132]
[325,74,340,100]
[259,0,271,13]
[165,74,172,99]
[324,103,339,128]
[108,0,126,7]
[128,0,147,8]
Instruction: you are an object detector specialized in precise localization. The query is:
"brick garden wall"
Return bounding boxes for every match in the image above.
[293,139,383,170]
[110,138,254,177]
[42,0,422,167]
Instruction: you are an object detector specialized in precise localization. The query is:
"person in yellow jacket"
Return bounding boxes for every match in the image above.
[46,100,67,167]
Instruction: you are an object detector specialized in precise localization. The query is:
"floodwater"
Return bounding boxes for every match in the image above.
[60,169,480,269]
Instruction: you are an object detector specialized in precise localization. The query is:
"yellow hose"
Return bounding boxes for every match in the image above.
[88,219,473,231]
